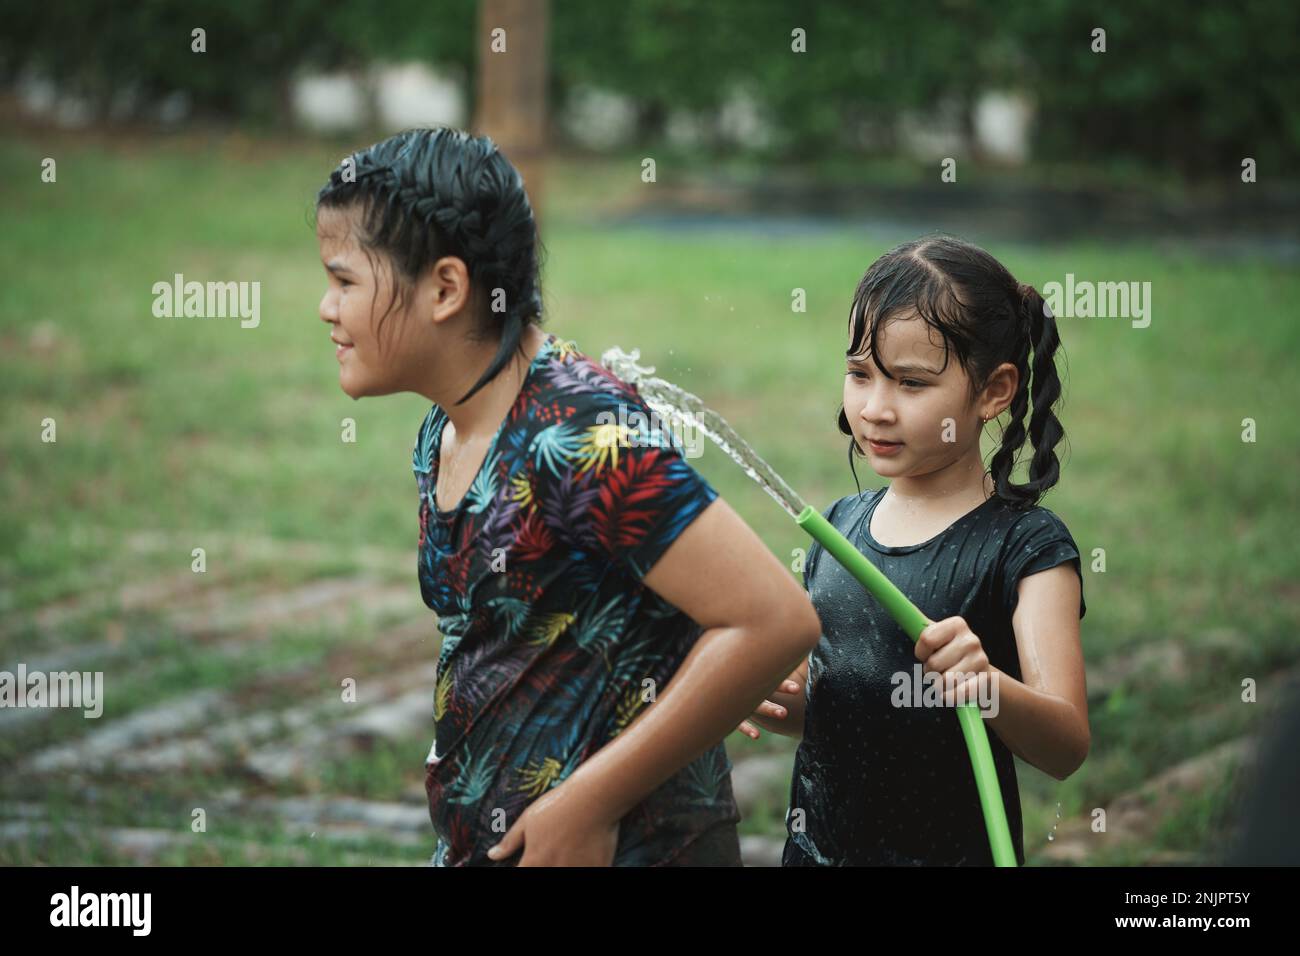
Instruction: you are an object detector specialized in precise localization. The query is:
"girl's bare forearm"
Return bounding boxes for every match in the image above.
[984,667,1089,780]
[567,619,818,820]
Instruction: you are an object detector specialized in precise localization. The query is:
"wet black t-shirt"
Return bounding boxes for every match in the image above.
[783,487,1086,866]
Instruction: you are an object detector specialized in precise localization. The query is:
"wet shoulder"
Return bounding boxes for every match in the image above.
[981,497,1087,618]
[528,339,682,441]
[531,337,641,407]
[979,497,1079,545]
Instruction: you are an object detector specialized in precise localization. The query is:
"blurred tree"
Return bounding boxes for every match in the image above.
[2,0,1295,178]
[475,0,550,220]
[1007,0,1299,179]
[0,0,476,124]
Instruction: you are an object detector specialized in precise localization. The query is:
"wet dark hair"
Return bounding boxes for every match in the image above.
[315,127,545,405]
[837,234,1067,510]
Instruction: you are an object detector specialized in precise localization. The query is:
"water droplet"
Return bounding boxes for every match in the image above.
[1046,801,1062,843]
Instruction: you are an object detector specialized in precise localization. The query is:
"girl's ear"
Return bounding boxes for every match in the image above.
[979,361,1019,419]
[425,255,473,326]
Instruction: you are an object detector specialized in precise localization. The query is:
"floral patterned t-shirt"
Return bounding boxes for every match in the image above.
[414,331,742,866]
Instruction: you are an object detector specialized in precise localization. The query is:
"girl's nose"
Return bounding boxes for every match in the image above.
[860,389,893,423]
[319,290,337,323]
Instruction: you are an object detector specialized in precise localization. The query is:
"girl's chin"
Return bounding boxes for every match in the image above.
[339,368,367,399]
[867,454,910,473]
[340,370,400,399]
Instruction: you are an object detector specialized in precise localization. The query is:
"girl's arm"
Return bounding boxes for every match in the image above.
[525,498,821,833]
[982,563,1090,781]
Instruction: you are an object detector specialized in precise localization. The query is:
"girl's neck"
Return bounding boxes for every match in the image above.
[424,324,547,439]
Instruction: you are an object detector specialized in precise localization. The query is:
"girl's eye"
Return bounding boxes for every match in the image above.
[846,369,924,388]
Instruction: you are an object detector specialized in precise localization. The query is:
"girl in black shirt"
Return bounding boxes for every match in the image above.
[741,235,1090,866]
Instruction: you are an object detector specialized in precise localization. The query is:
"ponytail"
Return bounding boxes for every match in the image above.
[988,283,1065,509]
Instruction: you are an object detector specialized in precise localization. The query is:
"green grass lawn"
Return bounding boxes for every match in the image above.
[2,128,1297,864]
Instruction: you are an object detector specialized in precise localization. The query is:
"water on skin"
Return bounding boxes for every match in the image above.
[600,347,807,519]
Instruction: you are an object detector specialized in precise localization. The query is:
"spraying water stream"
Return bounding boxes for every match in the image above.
[600,347,806,518]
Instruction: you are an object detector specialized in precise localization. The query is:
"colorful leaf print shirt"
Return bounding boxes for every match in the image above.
[414,331,742,866]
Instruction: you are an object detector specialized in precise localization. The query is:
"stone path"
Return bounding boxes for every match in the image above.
[0,533,795,865]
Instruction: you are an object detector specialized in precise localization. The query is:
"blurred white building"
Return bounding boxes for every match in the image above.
[290,62,466,133]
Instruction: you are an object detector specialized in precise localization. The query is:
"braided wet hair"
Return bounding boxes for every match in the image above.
[316,127,545,405]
